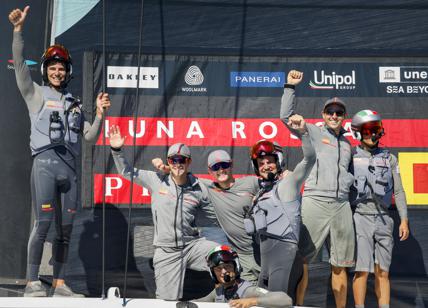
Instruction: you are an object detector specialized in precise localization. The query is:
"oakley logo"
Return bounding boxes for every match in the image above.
[107,66,159,88]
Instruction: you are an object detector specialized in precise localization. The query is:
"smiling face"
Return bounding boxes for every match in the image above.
[256,155,277,180]
[46,61,66,88]
[167,155,191,178]
[213,262,236,285]
[208,161,233,185]
[322,104,346,134]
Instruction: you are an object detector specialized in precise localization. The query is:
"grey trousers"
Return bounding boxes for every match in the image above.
[153,238,218,300]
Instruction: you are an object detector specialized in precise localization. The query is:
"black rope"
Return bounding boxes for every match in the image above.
[123,0,145,305]
[101,0,107,299]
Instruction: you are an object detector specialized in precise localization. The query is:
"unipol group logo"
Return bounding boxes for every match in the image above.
[309,70,356,90]
[182,65,207,92]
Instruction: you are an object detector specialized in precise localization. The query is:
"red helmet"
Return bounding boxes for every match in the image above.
[40,44,73,87]
[250,139,284,176]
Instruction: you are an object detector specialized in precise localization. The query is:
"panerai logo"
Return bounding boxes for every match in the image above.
[309,70,356,90]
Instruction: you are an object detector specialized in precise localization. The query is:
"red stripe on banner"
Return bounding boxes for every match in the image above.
[97,117,428,148]
[94,173,256,204]
[413,164,428,193]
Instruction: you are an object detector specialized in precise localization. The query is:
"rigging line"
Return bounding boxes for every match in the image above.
[101,0,107,300]
[123,0,145,305]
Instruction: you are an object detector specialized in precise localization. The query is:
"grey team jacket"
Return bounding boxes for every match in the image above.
[350,146,408,219]
[12,31,102,156]
[280,87,354,200]
[112,149,217,247]
[196,279,292,307]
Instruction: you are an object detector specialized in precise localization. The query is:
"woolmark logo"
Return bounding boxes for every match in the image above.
[107,66,159,88]
[309,70,356,90]
[182,65,207,92]
[185,66,204,85]
[230,72,284,87]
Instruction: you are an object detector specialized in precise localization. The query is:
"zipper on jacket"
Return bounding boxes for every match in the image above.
[173,184,180,247]
[315,159,319,184]
[154,211,158,237]
[336,136,341,198]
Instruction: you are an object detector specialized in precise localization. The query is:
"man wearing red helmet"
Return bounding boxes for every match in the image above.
[9,6,110,297]
[245,115,315,299]
[196,245,292,308]
[350,110,409,308]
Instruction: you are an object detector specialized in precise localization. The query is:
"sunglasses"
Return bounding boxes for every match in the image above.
[361,122,383,137]
[210,161,232,171]
[167,156,189,165]
[324,108,345,117]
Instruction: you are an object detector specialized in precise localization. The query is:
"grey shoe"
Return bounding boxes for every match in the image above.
[51,284,85,297]
[24,281,48,297]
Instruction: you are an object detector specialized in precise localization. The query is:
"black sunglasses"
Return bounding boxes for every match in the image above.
[210,161,232,171]
[167,156,188,165]
[325,108,345,117]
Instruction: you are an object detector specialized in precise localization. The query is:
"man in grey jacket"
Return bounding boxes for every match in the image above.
[9,6,110,297]
[280,70,355,308]
[109,125,218,300]
[152,150,261,284]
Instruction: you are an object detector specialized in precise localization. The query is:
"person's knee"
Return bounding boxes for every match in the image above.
[33,220,51,240]
[353,271,369,280]
[331,265,346,276]
[56,224,73,244]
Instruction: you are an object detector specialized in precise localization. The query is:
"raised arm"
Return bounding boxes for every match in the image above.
[10,6,43,114]
[280,70,303,128]
[277,115,316,199]
[390,154,409,241]
[109,125,157,190]
[82,92,111,142]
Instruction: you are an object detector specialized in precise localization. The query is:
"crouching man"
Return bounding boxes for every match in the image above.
[196,245,292,308]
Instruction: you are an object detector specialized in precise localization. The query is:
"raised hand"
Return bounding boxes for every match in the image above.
[287,70,303,85]
[96,92,111,118]
[9,6,30,31]
[152,158,171,174]
[109,125,125,149]
[287,114,307,134]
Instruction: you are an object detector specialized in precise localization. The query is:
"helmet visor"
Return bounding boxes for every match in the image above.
[250,140,276,159]
[207,251,235,268]
[43,45,71,63]
[360,121,383,137]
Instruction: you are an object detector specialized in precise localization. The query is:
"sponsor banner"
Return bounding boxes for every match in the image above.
[93,173,254,204]
[107,66,159,88]
[230,72,285,87]
[398,153,428,205]
[97,117,428,148]
[101,58,428,96]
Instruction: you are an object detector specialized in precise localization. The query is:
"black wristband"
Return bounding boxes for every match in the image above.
[284,84,295,89]
[111,146,122,152]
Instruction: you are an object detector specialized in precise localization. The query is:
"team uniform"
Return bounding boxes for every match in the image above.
[197,279,292,307]
[199,176,261,284]
[13,31,102,284]
[246,134,315,294]
[111,148,218,300]
[281,87,355,267]
[350,146,408,273]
